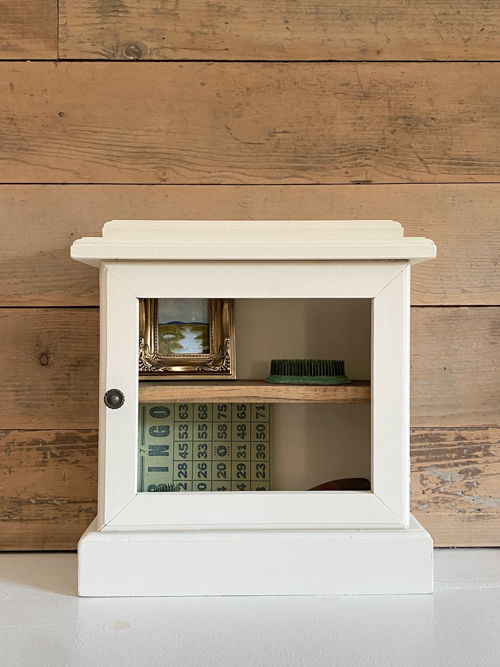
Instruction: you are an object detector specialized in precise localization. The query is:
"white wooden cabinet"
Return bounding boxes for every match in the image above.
[71,220,436,596]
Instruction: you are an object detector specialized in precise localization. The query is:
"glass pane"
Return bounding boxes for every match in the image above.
[137,297,371,493]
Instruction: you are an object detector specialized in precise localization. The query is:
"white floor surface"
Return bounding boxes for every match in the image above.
[0,549,499,667]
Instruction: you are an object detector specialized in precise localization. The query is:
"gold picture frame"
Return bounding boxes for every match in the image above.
[139,298,235,380]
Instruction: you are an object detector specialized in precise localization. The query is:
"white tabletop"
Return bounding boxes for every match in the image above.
[0,549,499,666]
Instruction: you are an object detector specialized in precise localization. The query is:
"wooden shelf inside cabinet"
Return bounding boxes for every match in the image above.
[138,380,370,404]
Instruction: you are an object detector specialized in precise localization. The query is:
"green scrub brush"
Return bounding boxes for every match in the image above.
[265,359,351,385]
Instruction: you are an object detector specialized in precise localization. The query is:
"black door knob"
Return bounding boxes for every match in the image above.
[104,389,125,409]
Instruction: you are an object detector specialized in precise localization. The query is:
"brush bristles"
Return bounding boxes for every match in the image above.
[270,359,345,377]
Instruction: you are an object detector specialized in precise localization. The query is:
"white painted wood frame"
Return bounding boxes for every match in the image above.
[98,259,410,530]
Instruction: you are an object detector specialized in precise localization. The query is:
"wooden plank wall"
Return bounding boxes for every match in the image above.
[1,2,499,549]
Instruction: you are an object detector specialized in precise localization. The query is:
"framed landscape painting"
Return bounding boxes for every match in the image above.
[139,298,235,379]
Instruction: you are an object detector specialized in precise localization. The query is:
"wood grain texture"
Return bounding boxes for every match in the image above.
[59,0,500,61]
[0,0,57,59]
[1,184,500,307]
[138,380,370,404]
[411,307,500,428]
[3,3,498,550]
[411,426,500,547]
[0,429,97,550]
[0,309,99,430]
[1,425,497,550]
[2,306,498,430]
[2,62,500,185]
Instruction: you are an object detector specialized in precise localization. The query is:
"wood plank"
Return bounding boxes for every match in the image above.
[0,429,97,550]
[2,63,500,185]
[1,425,497,549]
[2,307,497,429]
[411,308,500,428]
[138,380,370,404]
[410,426,500,547]
[0,309,99,430]
[0,0,57,59]
[59,0,500,62]
[1,184,499,307]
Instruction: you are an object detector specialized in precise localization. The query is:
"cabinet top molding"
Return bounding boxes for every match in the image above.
[71,220,436,266]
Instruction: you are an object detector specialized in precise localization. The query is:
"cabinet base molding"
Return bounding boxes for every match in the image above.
[78,516,433,596]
